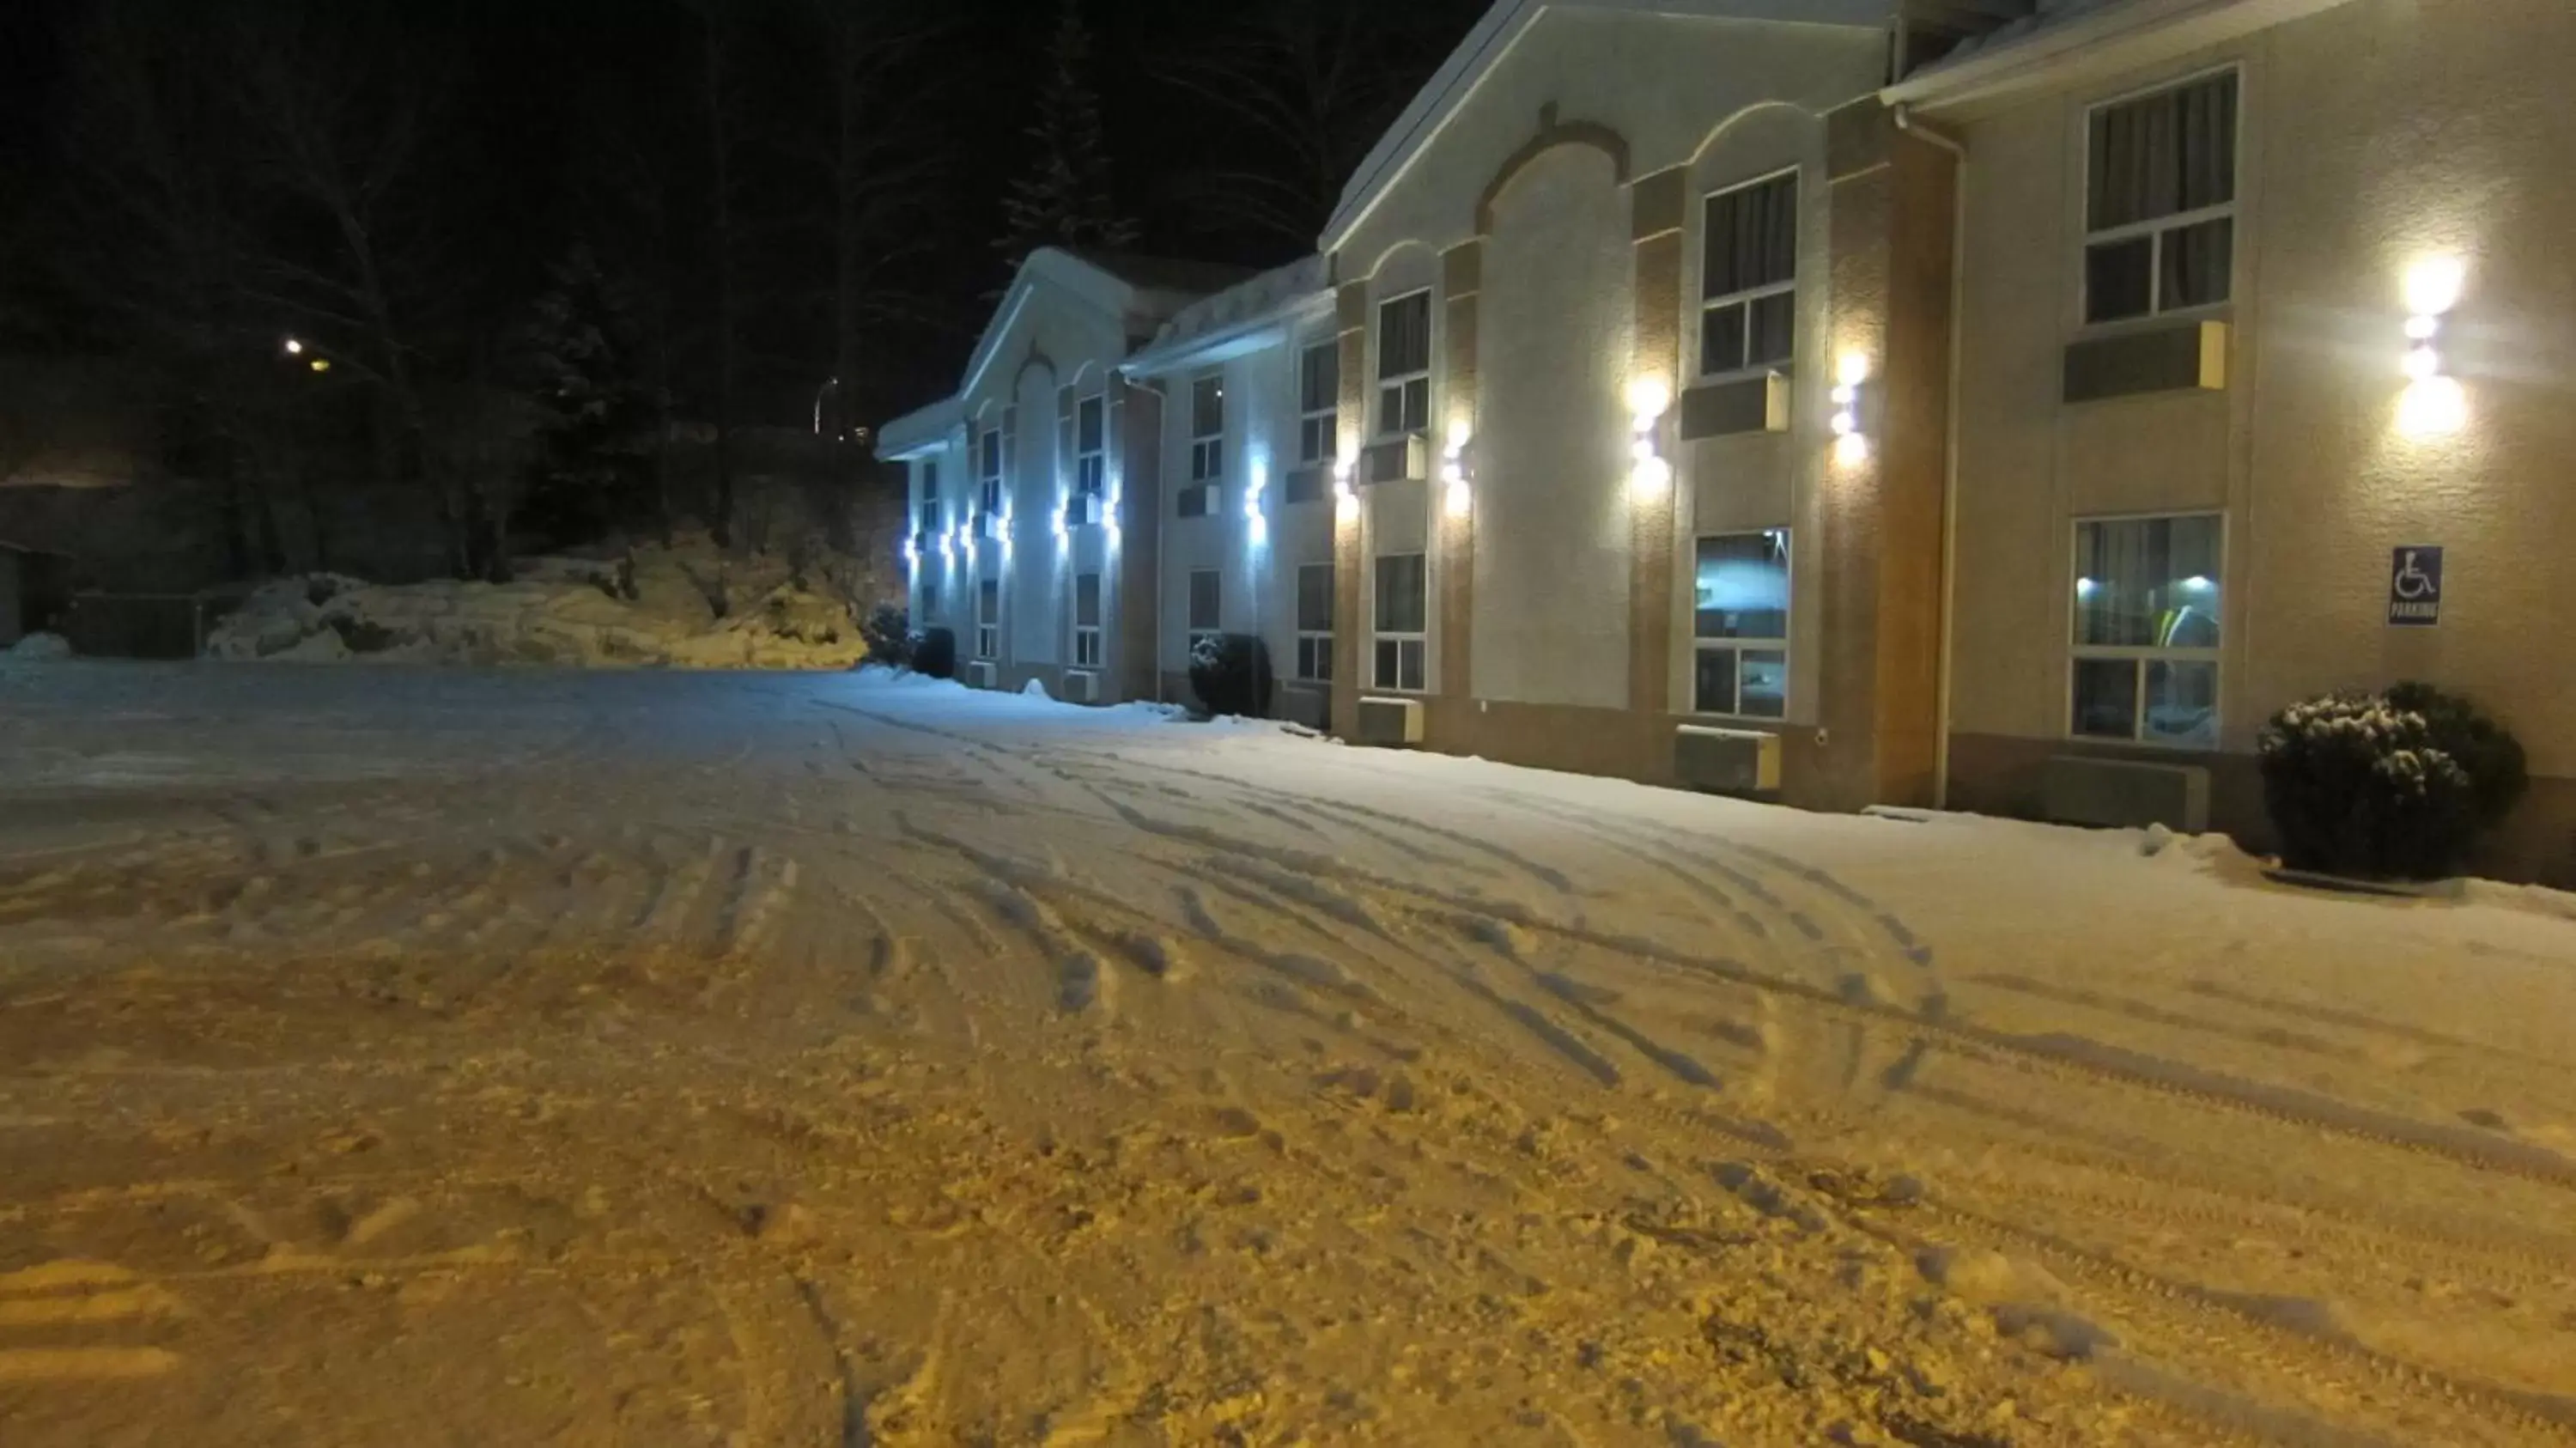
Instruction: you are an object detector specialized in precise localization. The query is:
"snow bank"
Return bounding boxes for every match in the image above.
[204,534,876,670]
[2,631,71,662]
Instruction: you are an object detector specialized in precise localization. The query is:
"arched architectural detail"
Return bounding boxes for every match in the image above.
[1474,100,1631,237]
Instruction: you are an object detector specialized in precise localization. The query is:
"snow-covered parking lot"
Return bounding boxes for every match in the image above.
[1,662,2572,1446]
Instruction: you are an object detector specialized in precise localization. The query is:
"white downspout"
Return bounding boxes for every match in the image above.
[1894,102,1969,810]
[1133,374,1172,706]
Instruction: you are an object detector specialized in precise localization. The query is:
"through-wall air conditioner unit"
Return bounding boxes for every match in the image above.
[1064,671,1099,705]
[912,529,933,553]
[1363,434,1428,485]
[966,661,998,690]
[976,509,1006,541]
[1674,724,1780,794]
[1072,492,1105,527]
[1355,696,1425,747]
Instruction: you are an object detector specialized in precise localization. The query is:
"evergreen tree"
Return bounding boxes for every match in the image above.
[993,0,1138,277]
[517,244,654,549]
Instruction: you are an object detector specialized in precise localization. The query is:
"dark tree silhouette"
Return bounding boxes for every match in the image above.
[993,0,1137,277]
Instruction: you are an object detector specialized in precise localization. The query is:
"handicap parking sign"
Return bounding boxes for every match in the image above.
[2388,546,2443,627]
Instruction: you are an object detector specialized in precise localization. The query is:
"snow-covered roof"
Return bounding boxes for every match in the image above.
[878,246,1250,461]
[1324,0,1899,253]
[1121,257,1334,379]
[1883,0,2360,110]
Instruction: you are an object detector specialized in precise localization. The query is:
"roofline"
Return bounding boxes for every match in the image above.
[1122,264,1335,379]
[1324,0,1896,254]
[1882,0,2358,110]
[874,397,963,462]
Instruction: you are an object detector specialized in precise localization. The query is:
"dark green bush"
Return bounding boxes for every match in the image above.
[860,603,914,670]
[913,626,957,681]
[1188,632,1273,720]
[2258,682,2527,880]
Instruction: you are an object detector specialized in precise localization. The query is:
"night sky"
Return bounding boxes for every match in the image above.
[0,0,1492,423]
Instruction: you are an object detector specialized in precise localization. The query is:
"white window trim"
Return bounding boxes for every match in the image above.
[1075,395,1107,500]
[1370,552,1429,694]
[1293,561,1334,683]
[1297,341,1340,467]
[1072,572,1103,670]
[2078,64,2243,332]
[1375,288,1432,440]
[1185,568,1223,656]
[977,427,1004,517]
[2065,509,2226,750]
[1698,165,1800,383]
[1189,374,1226,484]
[975,580,1000,661]
[1689,529,1792,721]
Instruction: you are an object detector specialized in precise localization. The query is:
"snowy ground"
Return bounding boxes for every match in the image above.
[1,664,2572,1447]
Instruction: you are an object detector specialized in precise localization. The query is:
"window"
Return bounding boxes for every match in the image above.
[1294,562,1334,682]
[1376,291,1431,436]
[1187,569,1222,657]
[1072,572,1103,669]
[920,580,939,621]
[916,461,940,536]
[1372,552,1427,691]
[1190,374,1225,484]
[1701,170,1799,378]
[1075,396,1106,499]
[2071,514,2221,747]
[1298,343,1340,466]
[1692,532,1790,719]
[2084,71,2238,325]
[975,578,999,660]
[978,428,1004,519]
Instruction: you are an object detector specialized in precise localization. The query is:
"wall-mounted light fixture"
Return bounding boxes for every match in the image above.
[1441,420,1473,519]
[1333,451,1359,518]
[1106,478,1123,548]
[1831,353,1871,467]
[1626,376,1673,501]
[2397,255,2467,438]
[1246,453,1272,546]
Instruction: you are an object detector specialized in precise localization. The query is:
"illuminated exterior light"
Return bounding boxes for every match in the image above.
[309,358,331,374]
[1627,374,1673,504]
[2076,576,2099,598]
[2397,255,2466,438]
[283,338,305,356]
[1830,353,1870,459]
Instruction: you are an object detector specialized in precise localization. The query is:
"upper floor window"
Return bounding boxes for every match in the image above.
[1701,169,1798,377]
[1190,374,1225,483]
[1376,291,1431,436]
[1298,343,1340,465]
[915,460,939,535]
[2085,71,2238,325]
[1075,396,1107,498]
[978,429,1003,517]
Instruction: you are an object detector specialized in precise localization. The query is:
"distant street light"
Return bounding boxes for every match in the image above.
[283,338,306,356]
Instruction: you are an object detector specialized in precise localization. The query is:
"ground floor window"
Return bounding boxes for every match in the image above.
[1073,572,1102,669]
[1372,552,1426,691]
[920,581,939,623]
[1187,569,1221,657]
[976,579,999,660]
[1692,531,1789,718]
[2071,513,2221,747]
[1295,562,1333,681]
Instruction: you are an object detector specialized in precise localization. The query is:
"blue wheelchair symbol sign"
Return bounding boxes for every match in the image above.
[2388,546,2443,626]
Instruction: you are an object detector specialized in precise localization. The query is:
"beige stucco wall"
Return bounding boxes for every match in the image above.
[1948,0,2576,785]
[1475,143,1635,709]
[1336,10,1882,271]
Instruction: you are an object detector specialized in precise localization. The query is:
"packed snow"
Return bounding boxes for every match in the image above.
[200,532,876,669]
[1,663,2572,1445]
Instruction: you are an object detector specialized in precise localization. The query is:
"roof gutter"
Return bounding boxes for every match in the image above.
[1885,0,2357,111]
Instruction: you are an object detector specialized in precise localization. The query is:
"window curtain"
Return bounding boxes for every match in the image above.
[1379,296,1430,380]
[2091,75,2235,230]
[1706,175,1797,298]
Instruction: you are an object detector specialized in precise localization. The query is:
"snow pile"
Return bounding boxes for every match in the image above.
[204,533,877,670]
[2,631,71,663]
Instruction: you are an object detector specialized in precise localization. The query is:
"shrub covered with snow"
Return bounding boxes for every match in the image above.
[1188,632,1273,721]
[860,604,914,672]
[204,532,880,671]
[3,631,72,662]
[2258,683,2526,880]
